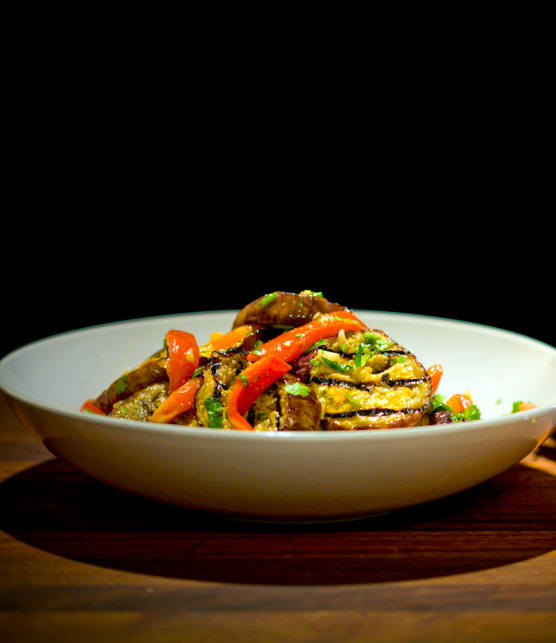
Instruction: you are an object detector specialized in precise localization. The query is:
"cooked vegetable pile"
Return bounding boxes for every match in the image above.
[81,291,491,430]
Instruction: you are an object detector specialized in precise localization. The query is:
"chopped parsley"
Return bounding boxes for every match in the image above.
[512,401,523,413]
[259,291,278,308]
[114,374,129,395]
[390,355,406,366]
[452,405,481,422]
[319,355,353,373]
[345,392,361,408]
[284,382,311,397]
[430,394,452,413]
[354,343,372,368]
[429,394,482,423]
[204,397,224,428]
[363,332,389,351]
[306,338,328,353]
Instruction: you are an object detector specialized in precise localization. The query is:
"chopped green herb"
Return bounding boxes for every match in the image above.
[240,375,249,388]
[345,392,361,408]
[302,290,323,297]
[114,374,129,395]
[306,339,327,353]
[192,366,204,378]
[251,340,264,355]
[353,343,373,368]
[390,355,406,365]
[452,404,481,422]
[363,332,389,351]
[511,401,523,413]
[430,394,482,423]
[204,397,223,428]
[284,382,311,397]
[430,394,452,413]
[259,291,278,308]
[319,356,353,373]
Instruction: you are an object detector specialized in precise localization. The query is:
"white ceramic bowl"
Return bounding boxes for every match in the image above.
[1,311,555,522]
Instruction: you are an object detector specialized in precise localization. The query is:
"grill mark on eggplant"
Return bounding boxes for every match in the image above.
[247,388,281,429]
[381,373,429,387]
[324,405,429,419]
[273,389,282,430]
[311,376,374,392]
[321,348,409,357]
[216,345,245,358]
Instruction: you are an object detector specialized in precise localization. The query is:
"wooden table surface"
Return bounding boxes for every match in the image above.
[1,395,555,643]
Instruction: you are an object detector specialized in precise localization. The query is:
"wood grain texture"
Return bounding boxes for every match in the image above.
[1,394,555,642]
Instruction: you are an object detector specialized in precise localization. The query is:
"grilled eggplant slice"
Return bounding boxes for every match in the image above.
[248,373,322,431]
[93,294,433,431]
[232,290,347,330]
[193,351,322,431]
[194,350,248,428]
[306,327,433,430]
[110,382,169,421]
[95,352,168,414]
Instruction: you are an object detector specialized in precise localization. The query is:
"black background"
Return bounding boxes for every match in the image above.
[3,192,553,359]
[2,85,553,358]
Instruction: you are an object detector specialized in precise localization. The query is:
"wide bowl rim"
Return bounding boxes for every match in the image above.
[2,309,555,444]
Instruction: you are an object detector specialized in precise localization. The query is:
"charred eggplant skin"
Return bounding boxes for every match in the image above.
[232,291,346,329]
[110,382,169,421]
[95,358,168,414]
[277,374,322,431]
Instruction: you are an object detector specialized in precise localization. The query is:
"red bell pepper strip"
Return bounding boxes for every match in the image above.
[446,393,472,413]
[206,325,253,353]
[150,376,202,424]
[80,399,106,415]
[426,364,443,395]
[246,313,366,364]
[226,356,292,431]
[513,401,537,413]
[166,330,200,392]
